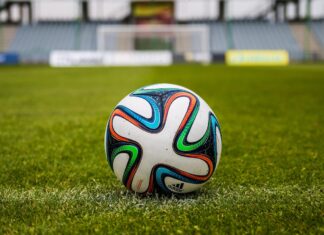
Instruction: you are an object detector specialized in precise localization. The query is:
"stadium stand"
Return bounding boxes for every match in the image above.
[230,21,303,60]
[209,21,305,60]
[9,21,306,62]
[210,23,228,54]
[0,26,16,52]
[290,22,324,59]
[2,0,324,63]
[311,21,324,48]
[9,22,101,62]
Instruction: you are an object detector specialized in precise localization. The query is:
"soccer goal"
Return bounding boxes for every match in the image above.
[97,24,211,64]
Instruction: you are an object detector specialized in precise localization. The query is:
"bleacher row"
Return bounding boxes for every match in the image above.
[9,23,100,62]
[8,21,324,62]
[311,22,324,47]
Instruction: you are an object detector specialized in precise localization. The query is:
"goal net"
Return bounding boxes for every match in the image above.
[97,25,211,63]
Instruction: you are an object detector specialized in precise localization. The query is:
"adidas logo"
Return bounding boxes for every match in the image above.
[168,183,184,192]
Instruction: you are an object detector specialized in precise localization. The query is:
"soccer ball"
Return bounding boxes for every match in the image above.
[105,84,222,194]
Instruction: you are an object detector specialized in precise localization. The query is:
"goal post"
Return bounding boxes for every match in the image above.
[97,24,211,63]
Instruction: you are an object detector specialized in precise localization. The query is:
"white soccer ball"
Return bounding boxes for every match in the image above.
[105,84,222,194]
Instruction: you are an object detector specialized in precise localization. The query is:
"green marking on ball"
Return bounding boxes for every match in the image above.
[111,145,139,183]
[176,105,211,152]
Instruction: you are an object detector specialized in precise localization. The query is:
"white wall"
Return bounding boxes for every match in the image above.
[34,1,79,21]
[176,0,217,20]
[228,0,271,19]
[88,0,129,20]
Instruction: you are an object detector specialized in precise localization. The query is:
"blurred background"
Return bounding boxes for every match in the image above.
[0,0,323,65]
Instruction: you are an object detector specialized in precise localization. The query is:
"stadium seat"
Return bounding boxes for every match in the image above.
[9,22,103,62]
[210,23,228,54]
[311,21,324,48]
[9,21,307,62]
[230,21,303,60]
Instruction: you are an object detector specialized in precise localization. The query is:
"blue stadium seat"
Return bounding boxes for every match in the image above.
[311,21,324,48]
[10,21,306,62]
[209,21,304,60]
[210,23,228,53]
[9,22,101,62]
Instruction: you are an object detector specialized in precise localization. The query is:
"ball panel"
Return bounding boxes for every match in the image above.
[164,177,205,194]
[216,127,222,167]
[118,94,162,131]
[186,97,210,142]
[155,166,206,194]
[130,164,152,193]
[112,153,129,182]
[118,96,152,119]
[113,116,149,143]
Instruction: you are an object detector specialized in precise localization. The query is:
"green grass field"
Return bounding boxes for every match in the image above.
[0,65,323,234]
